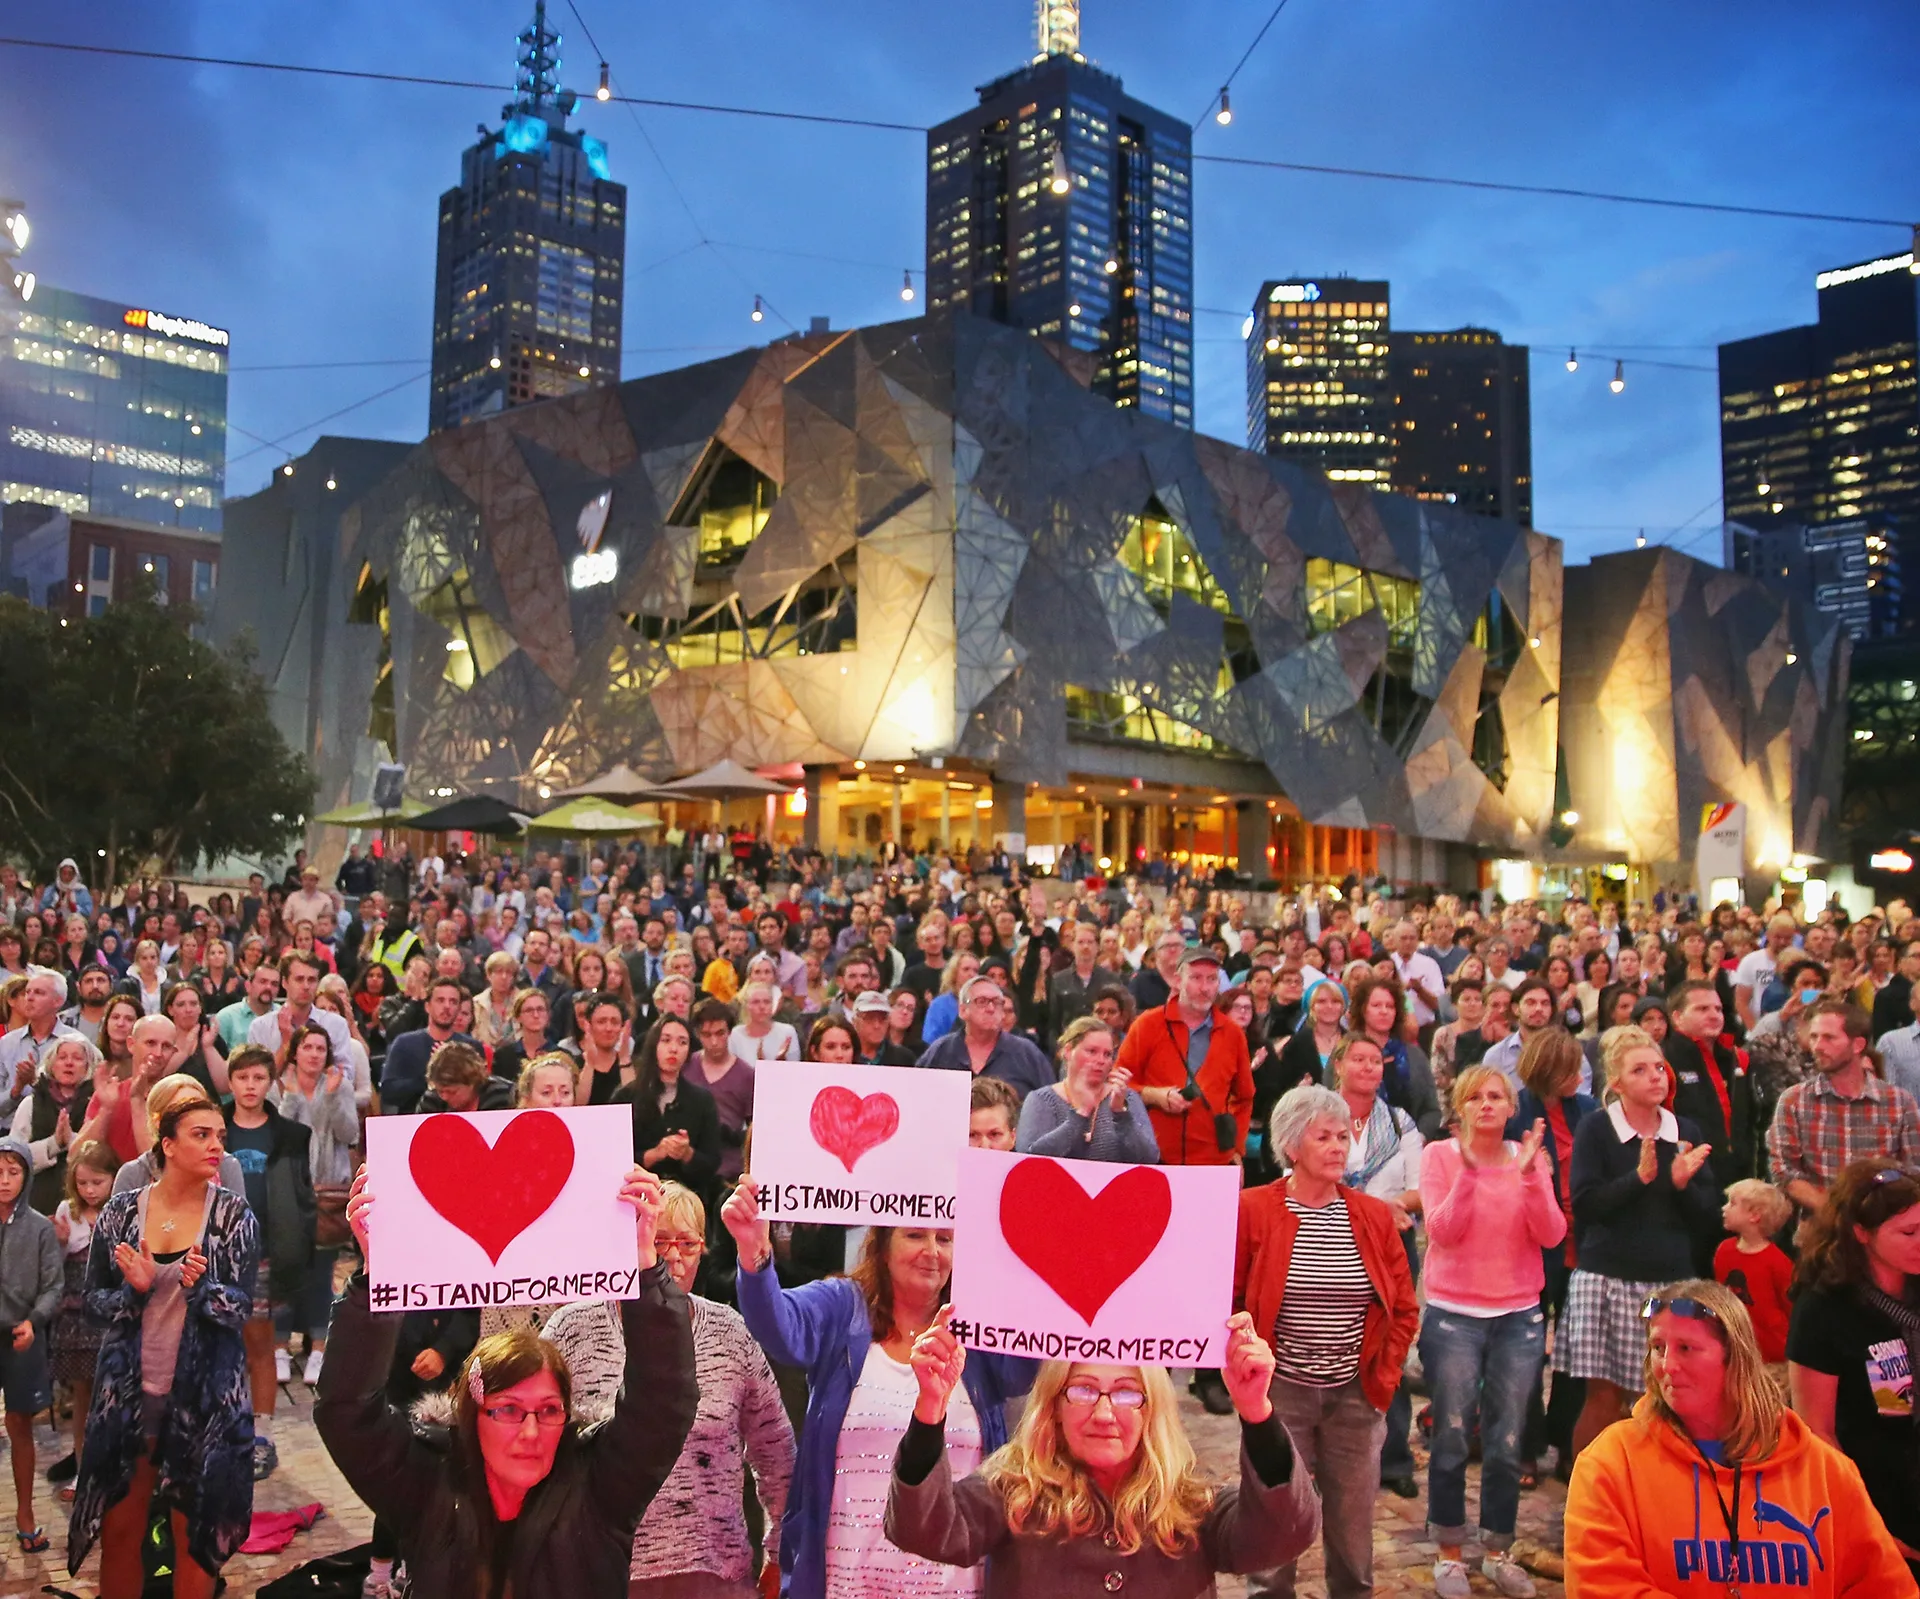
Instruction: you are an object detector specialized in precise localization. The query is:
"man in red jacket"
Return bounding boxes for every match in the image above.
[1116,944,1254,1415]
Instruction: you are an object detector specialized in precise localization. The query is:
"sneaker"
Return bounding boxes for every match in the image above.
[304,1348,325,1385]
[1432,1559,1473,1599]
[275,1348,292,1384]
[252,1436,279,1482]
[1482,1554,1537,1598]
[45,1452,75,1484]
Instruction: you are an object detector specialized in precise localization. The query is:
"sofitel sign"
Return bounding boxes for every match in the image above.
[123,307,231,348]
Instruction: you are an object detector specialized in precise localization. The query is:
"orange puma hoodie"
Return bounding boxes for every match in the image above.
[1566,1398,1917,1599]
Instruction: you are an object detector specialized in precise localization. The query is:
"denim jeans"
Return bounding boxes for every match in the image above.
[1248,1376,1386,1599]
[1379,1227,1420,1479]
[1420,1304,1546,1548]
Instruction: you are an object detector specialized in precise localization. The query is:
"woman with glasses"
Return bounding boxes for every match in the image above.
[316,1165,699,1599]
[718,1182,1034,1599]
[1565,1279,1914,1596]
[884,1309,1318,1597]
[546,1181,795,1598]
[1787,1159,1920,1574]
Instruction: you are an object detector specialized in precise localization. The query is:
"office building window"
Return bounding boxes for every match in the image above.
[192,559,216,604]
[90,544,113,582]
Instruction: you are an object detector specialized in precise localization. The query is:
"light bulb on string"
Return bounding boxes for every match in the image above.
[1215,86,1232,126]
[1049,147,1070,195]
[1265,335,1280,353]
[1068,302,1082,318]
[1565,348,1578,373]
[751,295,764,324]
[1635,530,1647,548]
[1609,359,1625,394]
[900,270,915,302]
[596,62,611,101]
[1103,255,1118,274]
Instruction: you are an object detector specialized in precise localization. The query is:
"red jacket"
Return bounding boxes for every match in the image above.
[1115,999,1254,1166]
[1233,1182,1419,1412]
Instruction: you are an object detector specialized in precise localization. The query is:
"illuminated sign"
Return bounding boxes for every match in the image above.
[122,307,230,348]
[1870,848,1915,874]
[1815,253,1914,290]
[570,549,618,590]
[577,489,611,553]
[1268,283,1321,303]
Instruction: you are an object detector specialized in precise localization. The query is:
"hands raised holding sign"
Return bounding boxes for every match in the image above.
[909,1305,968,1424]
[720,1175,773,1271]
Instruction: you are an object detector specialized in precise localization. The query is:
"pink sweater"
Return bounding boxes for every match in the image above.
[1420,1138,1568,1315]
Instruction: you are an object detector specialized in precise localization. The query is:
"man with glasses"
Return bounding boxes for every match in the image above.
[916,976,1052,1101]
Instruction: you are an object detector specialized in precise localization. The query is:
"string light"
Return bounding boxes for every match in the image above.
[1635,530,1647,547]
[1215,85,1232,126]
[1565,348,1578,373]
[578,363,591,377]
[1610,359,1625,393]
[1103,255,1118,274]
[281,462,294,477]
[900,269,915,302]
[1068,301,1082,318]
[751,295,764,323]
[1049,147,1070,196]
[488,346,502,369]
[596,61,610,100]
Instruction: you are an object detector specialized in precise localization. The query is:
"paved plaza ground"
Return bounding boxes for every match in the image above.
[0,1379,1568,1598]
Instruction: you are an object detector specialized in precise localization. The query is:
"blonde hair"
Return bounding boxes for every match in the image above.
[1449,1064,1517,1119]
[657,1179,706,1238]
[984,1361,1213,1556]
[1055,1015,1113,1068]
[1599,1024,1659,1103]
[145,1073,214,1137]
[1723,1178,1793,1236]
[1641,1278,1783,1463]
[513,1051,577,1107]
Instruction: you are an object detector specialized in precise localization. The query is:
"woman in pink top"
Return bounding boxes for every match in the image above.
[1417,1064,1566,1599]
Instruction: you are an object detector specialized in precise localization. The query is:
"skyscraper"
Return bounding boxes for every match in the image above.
[925,1,1193,426]
[1244,277,1393,483]
[0,286,228,531]
[429,3,625,432]
[1389,327,1532,524]
[1718,249,1918,530]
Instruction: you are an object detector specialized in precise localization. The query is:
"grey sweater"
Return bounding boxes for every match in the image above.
[0,1199,62,1329]
[1014,1085,1163,1164]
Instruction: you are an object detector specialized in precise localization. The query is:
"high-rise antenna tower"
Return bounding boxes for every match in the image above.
[1035,0,1081,59]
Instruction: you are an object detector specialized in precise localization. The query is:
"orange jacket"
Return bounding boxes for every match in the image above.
[1566,1398,1918,1599]
[1232,1182,1419,1413]
[1115,1000,1254,1166]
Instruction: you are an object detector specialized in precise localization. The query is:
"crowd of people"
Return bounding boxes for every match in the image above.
[0,841,1917,1598]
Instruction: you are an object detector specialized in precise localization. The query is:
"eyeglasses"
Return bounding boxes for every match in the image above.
[1641,1295,1723,1325]
[481,1400,568,1428]
[656,1236,705,1256]
[1060,1382,1148,1410]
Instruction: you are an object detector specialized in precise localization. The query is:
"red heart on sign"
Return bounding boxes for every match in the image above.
[409,1110,575,1264]
[998,1158,1172,1324]
[809,1087,900,1173]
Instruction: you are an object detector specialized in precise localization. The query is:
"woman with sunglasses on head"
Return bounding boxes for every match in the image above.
[885,1308,1318,1597]
[546,1180,795,1599]
[316,1164,699,1599]
[1565,1279,1915,1598]
[1787,1159,1920,1574]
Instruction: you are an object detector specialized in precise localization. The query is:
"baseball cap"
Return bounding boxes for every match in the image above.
[1178,945,1222,970]
[851,991,892,1016]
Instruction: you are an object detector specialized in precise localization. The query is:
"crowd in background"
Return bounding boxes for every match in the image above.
[0,835,1917,1598]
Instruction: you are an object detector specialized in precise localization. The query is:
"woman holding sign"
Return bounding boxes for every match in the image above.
[1014,1018,1160,1164]
[721,1181,1035,1599]
[886,1308,1319,1597]
[316,1164,700,1599]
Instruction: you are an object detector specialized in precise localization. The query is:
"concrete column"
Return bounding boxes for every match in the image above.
[801,765,824,850]
[1235,803,1269,880]
[941,784,952,848]
[890,778,902,849]
[990,776,1028,853]
[1115,805,1131,870]
[1092,803,1105,865]
[817,769,840,856]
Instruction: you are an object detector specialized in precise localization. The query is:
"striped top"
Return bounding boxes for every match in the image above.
[1273,1195,1377,1387]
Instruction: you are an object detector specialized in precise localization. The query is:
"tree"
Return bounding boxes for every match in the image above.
[0,593,315,893]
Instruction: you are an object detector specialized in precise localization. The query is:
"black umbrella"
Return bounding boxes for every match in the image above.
[403,794,532,835]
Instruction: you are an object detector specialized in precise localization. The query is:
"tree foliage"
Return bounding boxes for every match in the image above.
[0,593,315,890]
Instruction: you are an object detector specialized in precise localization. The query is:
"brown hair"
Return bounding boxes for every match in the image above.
[1795,1157,1920,1294]
[153,1095,222,1169]
[64,1137,119,1210]
[805,1015,857,1059]
[1346,971,1405,1035]
[427,1040,489,1090]
[969,1073,1020,1128]
[849,1225,950,1341]
[1517,1027,1584,1100]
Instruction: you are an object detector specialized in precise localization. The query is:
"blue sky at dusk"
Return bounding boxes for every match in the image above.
[4,0,1914,564]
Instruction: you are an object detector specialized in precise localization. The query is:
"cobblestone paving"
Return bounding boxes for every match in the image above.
[0,1385,1568,1597]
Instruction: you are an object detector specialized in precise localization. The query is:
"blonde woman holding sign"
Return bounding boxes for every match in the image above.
[884,1307,1319,1595]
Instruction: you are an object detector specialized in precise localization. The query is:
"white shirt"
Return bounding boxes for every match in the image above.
[1606,1099,1679,1143]
[1733,948,1779,1000]
[1393,950,1446,1028]
[246,1004,353,1069]
[1486,1027,1592,1096]
[730,1022,799,1063]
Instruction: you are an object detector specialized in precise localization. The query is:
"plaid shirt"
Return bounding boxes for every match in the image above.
[1766,1068,1920,1198]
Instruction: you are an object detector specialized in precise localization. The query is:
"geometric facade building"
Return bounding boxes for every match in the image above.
[926,11,1193,427]
[1557,548,1850,877]
[247,313,1577,861]
[428,3,625,432]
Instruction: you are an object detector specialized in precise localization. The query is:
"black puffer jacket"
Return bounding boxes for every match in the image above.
[316,1265,698,1599]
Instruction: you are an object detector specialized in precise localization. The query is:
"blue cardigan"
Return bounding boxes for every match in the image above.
[736,1261,1035,1599]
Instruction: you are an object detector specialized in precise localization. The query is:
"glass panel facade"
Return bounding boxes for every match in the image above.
[1305,556,1421,646]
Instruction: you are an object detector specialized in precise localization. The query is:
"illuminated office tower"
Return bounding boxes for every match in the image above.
[926,1,1193,426]
[1389,327,1532,523]
[1245,277,1393,483]
[429,2,625,431]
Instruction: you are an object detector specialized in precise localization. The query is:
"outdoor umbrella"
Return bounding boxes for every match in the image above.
[403,794,532,835]
[655,758,794,799]
[526,797,662,835]
[310,797,428,827]
[546,763,669,802]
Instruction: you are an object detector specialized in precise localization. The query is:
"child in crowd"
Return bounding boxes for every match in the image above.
[47,1139,116,1499]
[1714,1178,1795,1371]
[0,1136,61,1551]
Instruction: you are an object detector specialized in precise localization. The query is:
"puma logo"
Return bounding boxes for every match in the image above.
[1752,1475,1829,1572]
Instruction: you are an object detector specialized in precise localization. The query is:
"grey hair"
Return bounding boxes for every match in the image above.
[1268,1084,1353,1162]
[24,964,67,1006]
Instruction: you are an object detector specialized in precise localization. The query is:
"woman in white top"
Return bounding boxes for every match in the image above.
[119,940,167,1016]
[730,980,800,1063]
[312,976,374,1112]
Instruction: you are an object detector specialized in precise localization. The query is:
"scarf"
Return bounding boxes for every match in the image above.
[1348,1095,1407,1191]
